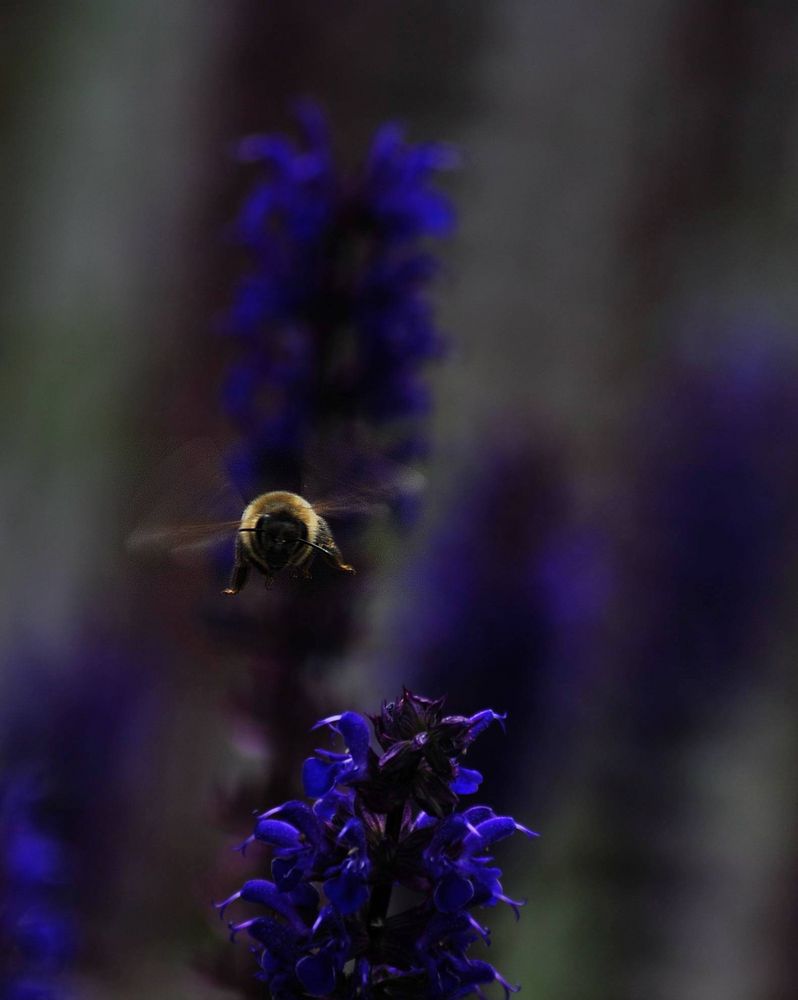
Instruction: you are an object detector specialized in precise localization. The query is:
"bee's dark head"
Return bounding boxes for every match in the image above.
[254,513,306,569]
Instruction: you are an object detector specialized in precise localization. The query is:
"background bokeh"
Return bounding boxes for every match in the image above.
[3,2,798,998]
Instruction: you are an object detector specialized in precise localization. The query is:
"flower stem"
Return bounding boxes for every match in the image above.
[368,805,403,928]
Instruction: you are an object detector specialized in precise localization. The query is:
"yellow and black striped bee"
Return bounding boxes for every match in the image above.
[224,490,355,594]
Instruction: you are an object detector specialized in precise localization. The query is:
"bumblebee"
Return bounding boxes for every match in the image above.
[224,490,355,594]
[127,442,374,593]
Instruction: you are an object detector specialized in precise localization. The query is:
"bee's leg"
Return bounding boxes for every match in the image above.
[222,540,249,595]
[316,519,355,575]
[223,562,248,595]
[325,544,355,574]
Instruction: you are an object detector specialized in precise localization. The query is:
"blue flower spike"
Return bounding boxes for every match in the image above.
[222,104,457,506]
[218,690,535,997]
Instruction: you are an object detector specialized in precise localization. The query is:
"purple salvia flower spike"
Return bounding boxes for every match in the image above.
[217,692,535,995]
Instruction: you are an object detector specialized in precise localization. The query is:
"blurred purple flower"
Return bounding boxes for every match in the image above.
[0,641,153,998]
[222,101,457,502]
[217,691,535,998]
[566,342,798,988]
[619,347,798,739]
[385,443,611,811]
[0,777,75,999]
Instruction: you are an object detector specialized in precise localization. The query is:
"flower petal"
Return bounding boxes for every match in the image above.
[324,870,369,915]
[239,880,305,930]
[336,712,371,769]
[253,818,303,850]
[451,767,482,795]
[271,856,303,891]
[261,801,322,845]
[466,709,506,739]
[296,952,337,996]
[302,756,339,798]
[433,873,475,913]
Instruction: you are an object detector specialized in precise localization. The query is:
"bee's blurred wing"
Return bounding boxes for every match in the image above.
[300,424,429,514]
[127,520,241,556]
[310,495,384,517]
[126,438,245,560]
[310,468,426,520]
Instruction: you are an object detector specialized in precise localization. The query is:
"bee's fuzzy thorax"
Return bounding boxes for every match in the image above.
[240,491,320,542]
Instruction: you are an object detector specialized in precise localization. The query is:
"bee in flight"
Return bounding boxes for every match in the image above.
[129,483,358,594]
[225,490,355,594]
[127,440,404,594]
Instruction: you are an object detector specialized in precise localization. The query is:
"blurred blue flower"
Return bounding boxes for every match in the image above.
[0,777,75,998]
[222,102,457,502]
[557,342,798,988]
[383,442,611,814]
[619,346,798,739]
[217,691,535,998]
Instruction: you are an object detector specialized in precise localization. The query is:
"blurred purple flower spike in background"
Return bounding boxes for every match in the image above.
[222,101,458,505]
[387,441,611,812]
[218,690,535,999]
[0,776,75,1000]
[620,341,798,740]
[0,642,155,1000]
[562,336,798,995]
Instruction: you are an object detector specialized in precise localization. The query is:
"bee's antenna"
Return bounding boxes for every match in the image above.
[296,537,333,557]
